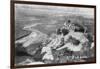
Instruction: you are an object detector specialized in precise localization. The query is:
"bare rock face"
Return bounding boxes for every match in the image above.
[15,28,49,64]
[15,28,48,47]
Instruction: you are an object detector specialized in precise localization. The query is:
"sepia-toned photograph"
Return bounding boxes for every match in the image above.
[11,1,96,68]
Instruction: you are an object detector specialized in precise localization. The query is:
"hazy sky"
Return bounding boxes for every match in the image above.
[15,4,94,18]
